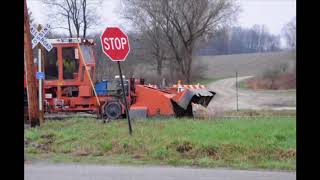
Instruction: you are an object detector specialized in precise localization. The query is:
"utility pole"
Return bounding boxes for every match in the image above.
[24,0,40,127]
[236,71,239,111]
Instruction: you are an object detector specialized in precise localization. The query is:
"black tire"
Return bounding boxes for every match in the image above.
[104,102,122,120]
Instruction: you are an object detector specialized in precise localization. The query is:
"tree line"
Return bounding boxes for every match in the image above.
[29,0,295,84]
[197,25,281,56]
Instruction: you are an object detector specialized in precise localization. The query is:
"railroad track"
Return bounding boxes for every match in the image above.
[44,112,98,120]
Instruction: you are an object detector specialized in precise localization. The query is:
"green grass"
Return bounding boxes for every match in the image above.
[25,117,296,170]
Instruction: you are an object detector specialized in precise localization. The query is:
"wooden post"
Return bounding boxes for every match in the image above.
[24,0,39,127]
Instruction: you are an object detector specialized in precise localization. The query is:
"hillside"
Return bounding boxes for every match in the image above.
[194,51,295,79]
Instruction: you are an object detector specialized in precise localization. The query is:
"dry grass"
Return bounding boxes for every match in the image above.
[244,73,296,90]
[193,105,225,119]
[223,109,296,117]
[194,51,295,79]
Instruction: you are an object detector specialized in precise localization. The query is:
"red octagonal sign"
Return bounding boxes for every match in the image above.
[100,27,130,61]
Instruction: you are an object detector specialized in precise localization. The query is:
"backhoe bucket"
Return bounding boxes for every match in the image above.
[171,89,216,117]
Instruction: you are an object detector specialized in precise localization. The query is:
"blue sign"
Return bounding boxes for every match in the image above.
[36,72,45,80]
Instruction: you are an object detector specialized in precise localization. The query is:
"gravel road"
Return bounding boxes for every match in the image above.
[207,76,296,111]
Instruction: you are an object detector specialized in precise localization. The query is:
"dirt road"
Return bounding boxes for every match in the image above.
[207,76,296,111]
[25,163,295,180]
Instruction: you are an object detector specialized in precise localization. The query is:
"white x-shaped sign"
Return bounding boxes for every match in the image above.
[30,24,53,51]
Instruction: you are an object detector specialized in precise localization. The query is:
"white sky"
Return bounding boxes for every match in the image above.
[237,0,296,34]
[27,0,296,36]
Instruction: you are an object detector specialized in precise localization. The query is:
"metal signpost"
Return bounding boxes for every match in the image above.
[100,27,132,135]
[31,24,53,125]
[236,71,239,111]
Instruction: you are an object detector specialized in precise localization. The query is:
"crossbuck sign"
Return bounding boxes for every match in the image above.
[30,24,53,51]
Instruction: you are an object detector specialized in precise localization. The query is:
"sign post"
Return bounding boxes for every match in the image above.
[236,71,239,111]
[38,48,43,124]
[117,62,132,135]
[31,24,53,125]
[100,27,132,135]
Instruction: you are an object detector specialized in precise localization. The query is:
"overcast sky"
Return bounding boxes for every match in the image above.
[27,0,296,36]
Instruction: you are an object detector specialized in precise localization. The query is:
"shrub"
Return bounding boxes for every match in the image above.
[245,62,295,90]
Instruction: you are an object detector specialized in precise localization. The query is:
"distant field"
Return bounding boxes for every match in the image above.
[194,51,295,79]
[129,51,295,84]
[25,117,296,170]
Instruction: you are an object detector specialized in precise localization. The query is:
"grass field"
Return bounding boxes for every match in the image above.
[25,117,296,170]
[194,51,295,79]
[130,51,295,85]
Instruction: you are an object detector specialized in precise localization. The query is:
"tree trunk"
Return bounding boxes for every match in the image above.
[156,59,162,76]
[82,0,87,38]
[169,61,174,82]
[184,47,193,84]
[67,13,73,38]
[185,56,192,84]
[76,24,80,38]
[179,60,187,82]
[156,48,162,77]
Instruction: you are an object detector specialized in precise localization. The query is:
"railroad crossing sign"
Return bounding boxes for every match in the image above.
[30,24,53,51]
[100,27,130,61]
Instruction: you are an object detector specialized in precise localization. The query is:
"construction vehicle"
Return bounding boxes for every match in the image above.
[24,38,216,121]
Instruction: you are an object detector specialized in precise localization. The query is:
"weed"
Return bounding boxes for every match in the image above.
[176,141,193,153]
[274,134,286,141]
[99,141,113,152]
[151,148,169,159]
[201,144,218,157]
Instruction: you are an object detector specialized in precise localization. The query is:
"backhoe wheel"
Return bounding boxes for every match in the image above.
[104,102,122,120]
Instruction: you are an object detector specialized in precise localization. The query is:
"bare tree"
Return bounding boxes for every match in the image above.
[142,26,168,77]
[122,0,238,83]
[69,0,81,38]
[42,0,73,37]
[82,0,88,38]
[282,17,296,49]
[43,0,100,38]
[122,0,170,79]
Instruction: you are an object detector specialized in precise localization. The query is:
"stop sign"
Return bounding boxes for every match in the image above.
[100,27,130,61]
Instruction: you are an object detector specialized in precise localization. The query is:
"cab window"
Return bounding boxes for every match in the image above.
[63,47,79,80]
[44,47,58,80]
[80,45,94,63]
